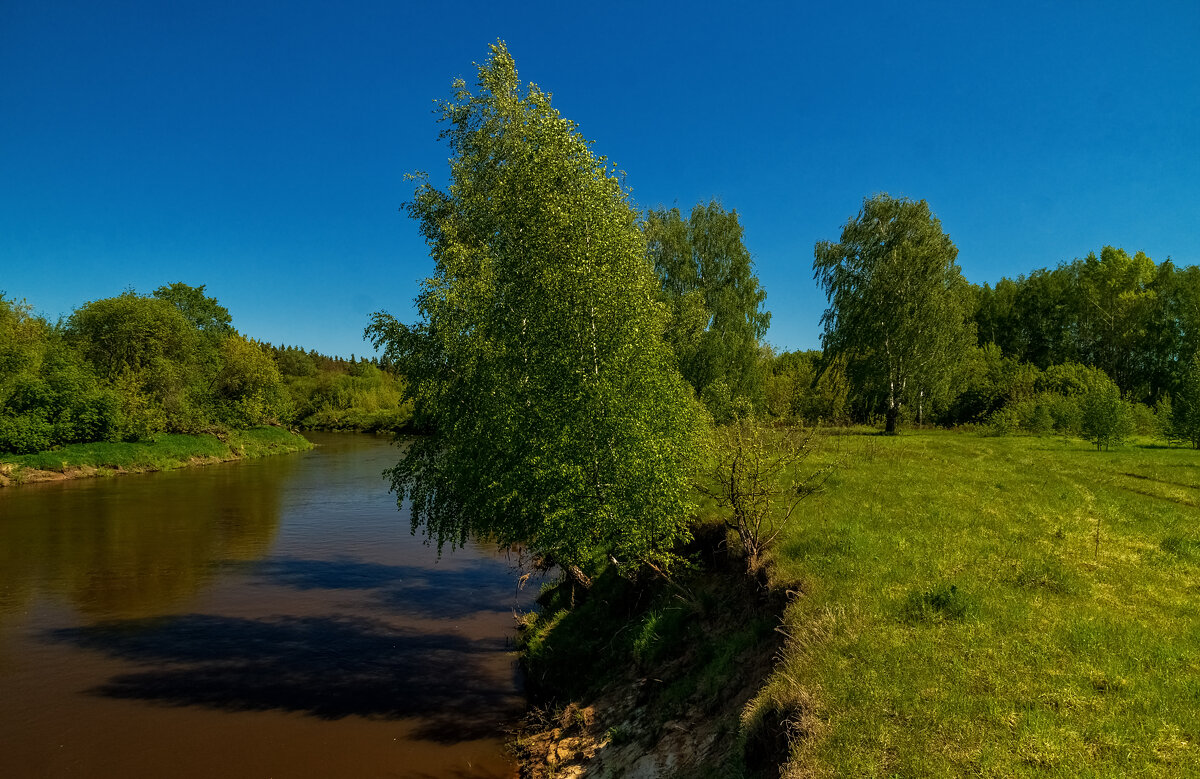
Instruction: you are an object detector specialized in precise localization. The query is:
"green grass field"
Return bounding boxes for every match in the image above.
[755,430,1199,778]
[0,426,311,481]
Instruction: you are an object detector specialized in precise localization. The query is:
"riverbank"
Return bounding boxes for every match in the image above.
[0,426,313,487]
[515,430,1200,777]
[512,527,793,778]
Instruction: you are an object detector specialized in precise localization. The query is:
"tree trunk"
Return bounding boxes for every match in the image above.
[565,564,593,590]
[885,405,899,435]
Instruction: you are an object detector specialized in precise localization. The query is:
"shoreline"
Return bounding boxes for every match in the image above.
[0,427,313,488]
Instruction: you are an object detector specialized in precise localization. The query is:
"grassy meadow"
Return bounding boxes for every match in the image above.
[756,430,1199,778]
[0,426,311,484]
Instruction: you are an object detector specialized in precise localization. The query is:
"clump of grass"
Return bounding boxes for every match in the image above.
[1160,535,1200,560]
[899,582,973,624]
[1007,556,1084,595]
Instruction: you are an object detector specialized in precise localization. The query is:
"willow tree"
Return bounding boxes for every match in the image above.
[814,194,974,433]
[367,43,704,585]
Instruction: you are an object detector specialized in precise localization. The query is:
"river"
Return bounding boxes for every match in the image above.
[0,432,534,778]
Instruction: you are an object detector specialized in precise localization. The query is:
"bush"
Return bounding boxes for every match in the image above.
[0,413,54,454]
[1047,393,1082,434]
[984,406,1020,436]
[1080,380,1134,451]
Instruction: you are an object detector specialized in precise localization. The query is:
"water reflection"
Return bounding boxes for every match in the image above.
[0,433,530,778]
[0,455,289,622]
[254,556,520,619]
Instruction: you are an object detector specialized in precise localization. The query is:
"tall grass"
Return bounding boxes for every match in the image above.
[754,431,1200,777]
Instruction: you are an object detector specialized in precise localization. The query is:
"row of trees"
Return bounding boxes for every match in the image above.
[0,286,412,454]
[787,194,1200,447]
[975,248,1200,403]
[0,285,283,453]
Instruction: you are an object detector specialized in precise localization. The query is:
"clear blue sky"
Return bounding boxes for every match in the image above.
[3,0,1197,357]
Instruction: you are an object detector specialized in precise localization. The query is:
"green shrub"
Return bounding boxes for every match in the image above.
[984,407,1020,436]
[1080,380,1133,451]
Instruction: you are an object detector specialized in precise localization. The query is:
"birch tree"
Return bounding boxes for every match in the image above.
[367,43,704,584]
[813,194,973,434]
[644,202,771,418]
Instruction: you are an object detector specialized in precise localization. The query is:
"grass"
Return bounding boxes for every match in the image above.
[0,426,312,480]
[752,430,1200,778]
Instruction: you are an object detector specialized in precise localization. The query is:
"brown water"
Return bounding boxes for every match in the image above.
[0,432,534,778]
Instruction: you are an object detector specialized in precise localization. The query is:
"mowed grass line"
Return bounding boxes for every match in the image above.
[760,430,1200,778]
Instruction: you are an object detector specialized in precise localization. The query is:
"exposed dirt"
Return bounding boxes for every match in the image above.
[0,455,238,488]
[512,562,793,778]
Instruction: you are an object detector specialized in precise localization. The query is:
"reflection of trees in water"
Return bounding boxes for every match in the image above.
[0,459,292,622]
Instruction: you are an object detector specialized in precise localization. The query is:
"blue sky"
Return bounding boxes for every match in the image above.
[2,0,1197,357]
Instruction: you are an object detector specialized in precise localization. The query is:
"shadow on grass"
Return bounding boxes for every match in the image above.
[49,613,522,743]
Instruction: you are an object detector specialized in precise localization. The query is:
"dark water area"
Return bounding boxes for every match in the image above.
[0,432,535,778]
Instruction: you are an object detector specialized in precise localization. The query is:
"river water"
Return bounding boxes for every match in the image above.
[0,432,534,778]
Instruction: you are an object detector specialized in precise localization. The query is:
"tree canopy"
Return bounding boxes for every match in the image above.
[367,42,704,583]
[644,202,770,419]
[814,194,974,433]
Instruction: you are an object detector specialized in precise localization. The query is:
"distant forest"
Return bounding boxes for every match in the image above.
[0,283,411,454]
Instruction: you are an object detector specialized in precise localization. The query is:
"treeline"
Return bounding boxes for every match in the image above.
[0,284,411,455]
[269,344,411,432]
[757,236,1200,448]
[643,199,1200,449]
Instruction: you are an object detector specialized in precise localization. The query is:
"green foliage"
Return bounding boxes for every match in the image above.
[152,282,233,339]
[973,249,1200,404]
[0,295,124,452]
[1,427,310,474]
[1168,352,1200,448]
[1080,377,1134,450]
[1,285,295,454]
[814,194,975,433]
[765,349,850,424]
[645,202,771,417]
[368,43,704,581]
[214,334,287,427]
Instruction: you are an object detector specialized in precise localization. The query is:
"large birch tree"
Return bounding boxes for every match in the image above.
[367,43,704,584]
[813,194,973,433]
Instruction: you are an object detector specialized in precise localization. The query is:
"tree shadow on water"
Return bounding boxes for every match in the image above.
[250,557,529,621]
[49,613,523,743]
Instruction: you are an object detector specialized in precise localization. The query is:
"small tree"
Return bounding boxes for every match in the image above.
[1169,352,1200,448]
[1080,378,1133,450]
[701,421,832,573]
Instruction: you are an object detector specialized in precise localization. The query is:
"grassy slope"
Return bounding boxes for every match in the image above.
[759,430,1199,778]
[0,426,312,482]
